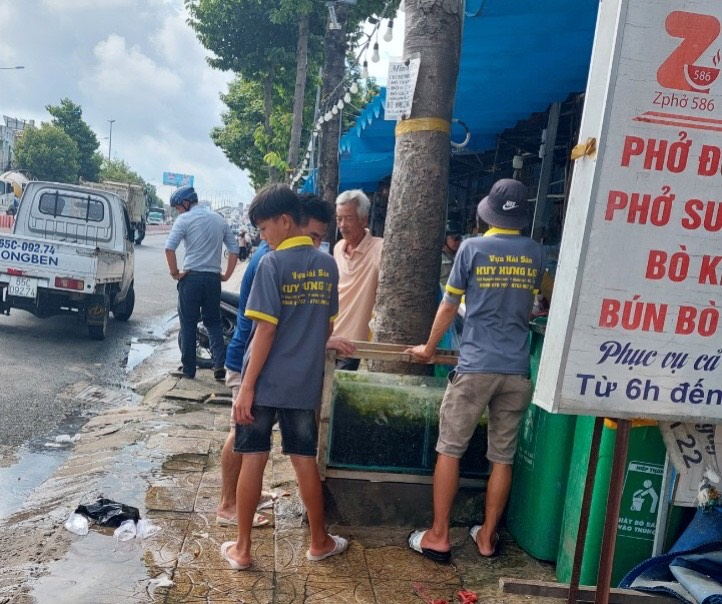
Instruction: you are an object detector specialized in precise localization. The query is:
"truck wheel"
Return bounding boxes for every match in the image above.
[88,312,108,340]
[87,295,109,340]
[113,285,135,321]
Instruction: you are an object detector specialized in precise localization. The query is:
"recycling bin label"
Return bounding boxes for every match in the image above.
[617,461,664,540]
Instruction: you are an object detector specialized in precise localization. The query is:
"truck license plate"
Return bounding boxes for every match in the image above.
[8,276,38,298]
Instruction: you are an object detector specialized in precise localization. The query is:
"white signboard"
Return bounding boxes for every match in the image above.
[536,0,722,422]
[385,57,421,121]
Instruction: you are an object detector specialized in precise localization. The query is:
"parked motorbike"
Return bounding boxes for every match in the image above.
[181,290,239,369]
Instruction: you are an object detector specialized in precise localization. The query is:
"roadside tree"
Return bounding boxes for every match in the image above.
[372,0,463,373]
[46,98,102,182]
[13,123,80,183]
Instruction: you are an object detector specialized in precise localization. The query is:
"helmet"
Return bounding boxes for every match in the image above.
[170,185,198,207]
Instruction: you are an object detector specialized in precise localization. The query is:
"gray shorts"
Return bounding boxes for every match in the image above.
[436,371,532,464]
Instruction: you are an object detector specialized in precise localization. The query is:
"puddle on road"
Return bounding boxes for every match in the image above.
[126,338,156,373]
[0,447,69,519]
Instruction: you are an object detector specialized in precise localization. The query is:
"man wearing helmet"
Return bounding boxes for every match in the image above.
[165,185,239,379]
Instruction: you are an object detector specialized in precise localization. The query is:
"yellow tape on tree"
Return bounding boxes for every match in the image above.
[395,118,451,136]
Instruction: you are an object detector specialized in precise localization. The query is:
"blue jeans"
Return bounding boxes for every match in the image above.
[177,272,225,377]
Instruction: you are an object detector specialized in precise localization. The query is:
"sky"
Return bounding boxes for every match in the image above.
[0,0,403,206]
[0,0,253,206]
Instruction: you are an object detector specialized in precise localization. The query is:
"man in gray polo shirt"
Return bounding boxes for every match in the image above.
[220,184,347,571]
[165,185,239,380]
[406,178,545,563]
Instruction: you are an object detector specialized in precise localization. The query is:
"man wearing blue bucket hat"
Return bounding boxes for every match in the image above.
[406,178,545,563]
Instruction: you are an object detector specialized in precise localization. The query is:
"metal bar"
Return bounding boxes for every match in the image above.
[595,419,632,604]
[316,350,337,481]
[348,340,458,365]
[501,579,679,603]
[325,468,486,488]
[652,454,673,556]
[532,101,561,242]
[568,416,605,604]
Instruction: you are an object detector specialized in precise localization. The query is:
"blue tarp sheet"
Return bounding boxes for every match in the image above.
[304,0,599,193]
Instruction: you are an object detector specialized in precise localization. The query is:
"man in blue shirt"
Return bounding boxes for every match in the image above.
[217,194,354,527]
[165,185,239,380]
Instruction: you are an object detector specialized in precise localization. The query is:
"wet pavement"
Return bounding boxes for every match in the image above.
[0,365,565,604]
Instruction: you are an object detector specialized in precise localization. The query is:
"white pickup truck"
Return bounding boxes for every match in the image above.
[0,181,135,340]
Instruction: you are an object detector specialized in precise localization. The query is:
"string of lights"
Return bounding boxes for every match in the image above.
[290,0,400,187]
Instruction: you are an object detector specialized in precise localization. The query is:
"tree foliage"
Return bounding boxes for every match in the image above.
[14,123,80,183]
[188,0,394,189]
[99,158,163,208]
[46,98,102,182]
[100,158,144,185]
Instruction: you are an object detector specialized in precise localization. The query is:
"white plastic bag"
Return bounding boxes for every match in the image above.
[136,519,161,539]
[64,512,89,536]
[113,519,137,541]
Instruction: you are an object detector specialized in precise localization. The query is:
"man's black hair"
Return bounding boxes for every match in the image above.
[247,184,301,227]
[298,193,333,226]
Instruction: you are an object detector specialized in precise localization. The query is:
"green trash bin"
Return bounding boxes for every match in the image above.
[556,418,666,587]
[506,320,577,561]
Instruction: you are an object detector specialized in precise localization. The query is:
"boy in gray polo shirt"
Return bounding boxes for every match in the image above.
[220,184,347,571]
[406,179,544,563]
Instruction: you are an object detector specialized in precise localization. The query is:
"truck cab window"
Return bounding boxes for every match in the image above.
[38,192,104,222]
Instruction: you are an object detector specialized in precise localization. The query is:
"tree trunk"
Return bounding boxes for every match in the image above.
[372,0,463,374]
[318,3,348,240]
[263,69,279,183]
[287,11,310,173]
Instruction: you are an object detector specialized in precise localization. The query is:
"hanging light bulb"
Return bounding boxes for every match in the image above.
[332,106,338,115]
[350,82,359,94]
[371,42,380,63]
[324,111,332,121]
[361,60,369,79]
[344,91,351,103]
[337,99,344,109]
[384,19,394,42]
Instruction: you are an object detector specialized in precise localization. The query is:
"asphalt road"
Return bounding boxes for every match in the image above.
[0,232,177,451]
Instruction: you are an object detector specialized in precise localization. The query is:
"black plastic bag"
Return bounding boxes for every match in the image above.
[75,498,140,528]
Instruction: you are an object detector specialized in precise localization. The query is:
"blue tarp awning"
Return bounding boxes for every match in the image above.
[304,0,599,193]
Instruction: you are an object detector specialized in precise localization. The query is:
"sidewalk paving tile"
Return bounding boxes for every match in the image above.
[146,486,198,513]
[166,569,274,603]
[274,528,366,578]
[372,579,461,604]
[177,528,276,572]
[277,572,376,604]
[364,545,459,583]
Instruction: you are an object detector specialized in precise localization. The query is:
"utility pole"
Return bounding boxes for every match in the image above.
[107,119,115,161]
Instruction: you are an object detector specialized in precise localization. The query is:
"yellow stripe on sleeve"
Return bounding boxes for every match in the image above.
[330,314,338,322]
[445,284,465,296]
[245,310,279,325]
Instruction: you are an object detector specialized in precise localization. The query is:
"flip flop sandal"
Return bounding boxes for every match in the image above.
[469,524,499,558]
[220,541,251,570]
[216,512,270,527]
[306,535,348,561]
[407,529,452,563]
